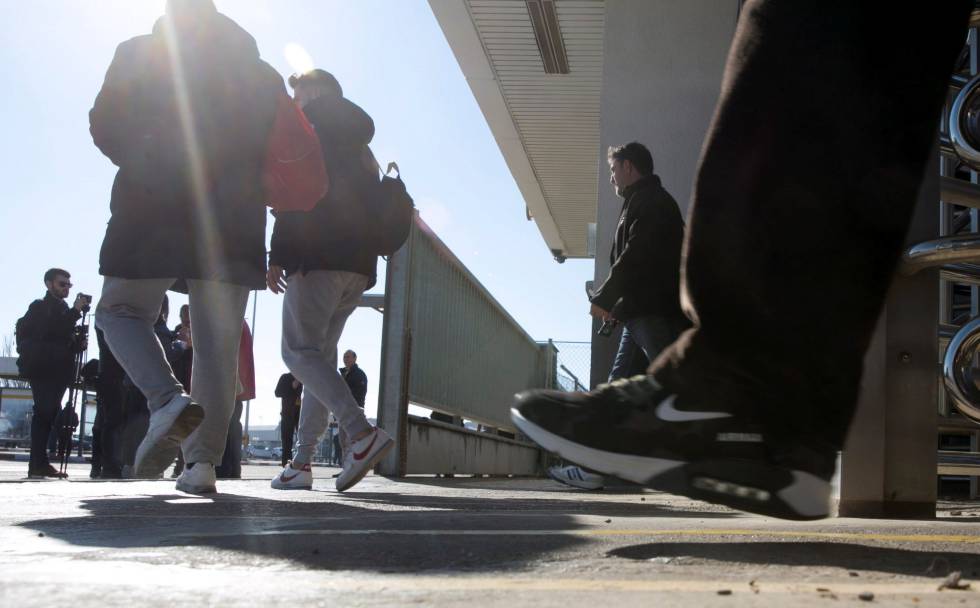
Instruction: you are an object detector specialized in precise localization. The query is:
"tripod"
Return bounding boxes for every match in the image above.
[56,311,89,477]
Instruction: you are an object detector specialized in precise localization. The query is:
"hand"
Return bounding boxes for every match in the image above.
[589,303,611,321]
[267,265,287,294]
[73,294,89,312]
[178,325,192,348]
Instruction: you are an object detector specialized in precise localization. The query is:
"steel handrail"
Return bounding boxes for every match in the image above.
[942,316,980,424]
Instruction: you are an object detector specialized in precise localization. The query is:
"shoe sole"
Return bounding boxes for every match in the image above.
[134,403,204,479]
[270,481,313,490]
[271,472,313,491]
[512,408,829,521]
[175,481,216,494]
[336,437,394,493]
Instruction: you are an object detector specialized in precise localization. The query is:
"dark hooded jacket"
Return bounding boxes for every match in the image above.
[590,174,687,321]
[17,294,82,385]
[268,95,378,288]
[90,6,285,289]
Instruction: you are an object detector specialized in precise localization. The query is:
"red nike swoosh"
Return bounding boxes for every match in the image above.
[280,470,301,482]
[353,432,378,461]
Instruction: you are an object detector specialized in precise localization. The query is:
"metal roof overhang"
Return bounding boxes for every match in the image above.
[429,0,605,259]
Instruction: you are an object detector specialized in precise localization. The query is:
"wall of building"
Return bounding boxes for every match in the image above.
[591,0,740,386]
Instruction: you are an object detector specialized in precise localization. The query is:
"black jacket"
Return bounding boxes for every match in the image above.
[269,95,378,288]
[341,364,368,407]
[90,8,285,289]
[274,372,302,409]
[591,175,686,320]
[17,294,81,384]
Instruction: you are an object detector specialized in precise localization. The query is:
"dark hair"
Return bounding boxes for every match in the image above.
[608,142,654,176]
[344,350,357,359]
[288,69,343,97]
[43,268,70,284]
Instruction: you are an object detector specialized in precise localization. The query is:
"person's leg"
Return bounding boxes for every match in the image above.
[180,280,250,466]
[292,389,332,466]
[90,404,104,478]
[28,381,65,474]
[625,315,688,372]
[96,328,125,477]
[282,271,373,459]
[98,276,203,477]
[607,325,642,382]
[280,403,298,465]
[95,278,183,412]
[215,400,243,479]
[513,0,973,519]
[119,386,149,469]
[649,1,971,449]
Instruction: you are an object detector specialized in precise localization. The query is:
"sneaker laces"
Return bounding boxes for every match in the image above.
[592,374,661,407]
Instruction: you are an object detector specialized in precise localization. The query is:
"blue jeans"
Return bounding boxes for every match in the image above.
[609,315,688,382]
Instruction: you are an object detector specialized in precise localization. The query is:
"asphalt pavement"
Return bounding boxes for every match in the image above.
[0,460,978,607]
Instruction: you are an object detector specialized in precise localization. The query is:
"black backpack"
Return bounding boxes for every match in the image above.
[14,303,40,378]
[366,162,415,256]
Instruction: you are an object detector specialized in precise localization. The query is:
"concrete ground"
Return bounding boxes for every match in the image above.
[0,460,978,607]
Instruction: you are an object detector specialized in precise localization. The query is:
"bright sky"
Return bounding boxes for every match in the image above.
[0,0,595,429]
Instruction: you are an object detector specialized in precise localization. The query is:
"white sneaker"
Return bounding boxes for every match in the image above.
[176,462,216,494]
[134,394,203,479]
[271,461,313,490]
[336,427,394,492]
[548,465,604,490]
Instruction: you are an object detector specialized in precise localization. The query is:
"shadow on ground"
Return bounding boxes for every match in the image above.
[608,541,980,577]
[16,487,731,573]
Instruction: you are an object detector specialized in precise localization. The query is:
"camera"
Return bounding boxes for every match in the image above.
[77,293,93,313]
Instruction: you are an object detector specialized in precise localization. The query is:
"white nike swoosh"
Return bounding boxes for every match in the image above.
[655,394,732,422]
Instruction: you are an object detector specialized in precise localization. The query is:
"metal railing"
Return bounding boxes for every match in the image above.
[403,218,555,429]
[376,215,555,475]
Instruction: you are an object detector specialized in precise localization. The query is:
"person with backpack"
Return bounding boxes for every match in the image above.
[89,0,292,493]
[268,68,393,492]
[16,268,89,478]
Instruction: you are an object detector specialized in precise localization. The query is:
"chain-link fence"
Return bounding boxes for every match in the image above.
[550,341,591,392]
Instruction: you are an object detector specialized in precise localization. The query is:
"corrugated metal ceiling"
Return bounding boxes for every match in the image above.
[462,0,605,258]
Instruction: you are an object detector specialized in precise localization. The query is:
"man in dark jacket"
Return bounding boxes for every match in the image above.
[340,350,367,407]
[90,0,285,494]
[268,69,393,493]
[274,372,302,466]
[590,142,690,380]
[17,268,88,478]
[550,143,690,492]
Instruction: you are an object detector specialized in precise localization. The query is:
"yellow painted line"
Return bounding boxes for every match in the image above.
[179,528,980,544]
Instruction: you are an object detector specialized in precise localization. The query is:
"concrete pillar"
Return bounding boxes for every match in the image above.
[839,151,941,518]
[590,0,739,386]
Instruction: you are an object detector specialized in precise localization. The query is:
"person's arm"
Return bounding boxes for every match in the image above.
[90,38,144,166]
[267,211,304,293]
[590,200,681,314]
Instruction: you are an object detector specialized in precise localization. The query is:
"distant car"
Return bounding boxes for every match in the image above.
[271,446,283,460]
[246,445,276,460]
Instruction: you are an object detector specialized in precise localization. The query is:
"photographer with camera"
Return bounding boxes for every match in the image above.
[15,268,91,478]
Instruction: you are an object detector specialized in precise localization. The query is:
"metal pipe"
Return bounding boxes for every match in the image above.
[901,234,980,274]
[949,72,980,170]
[942,175,980,209]
[942,263,980,285]
[942,316,980,425]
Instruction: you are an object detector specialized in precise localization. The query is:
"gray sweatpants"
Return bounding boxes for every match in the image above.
[95,277,249,465]
[282,270,373,465]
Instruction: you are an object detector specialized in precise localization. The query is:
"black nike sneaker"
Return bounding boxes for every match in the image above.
[511,375,835,520]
